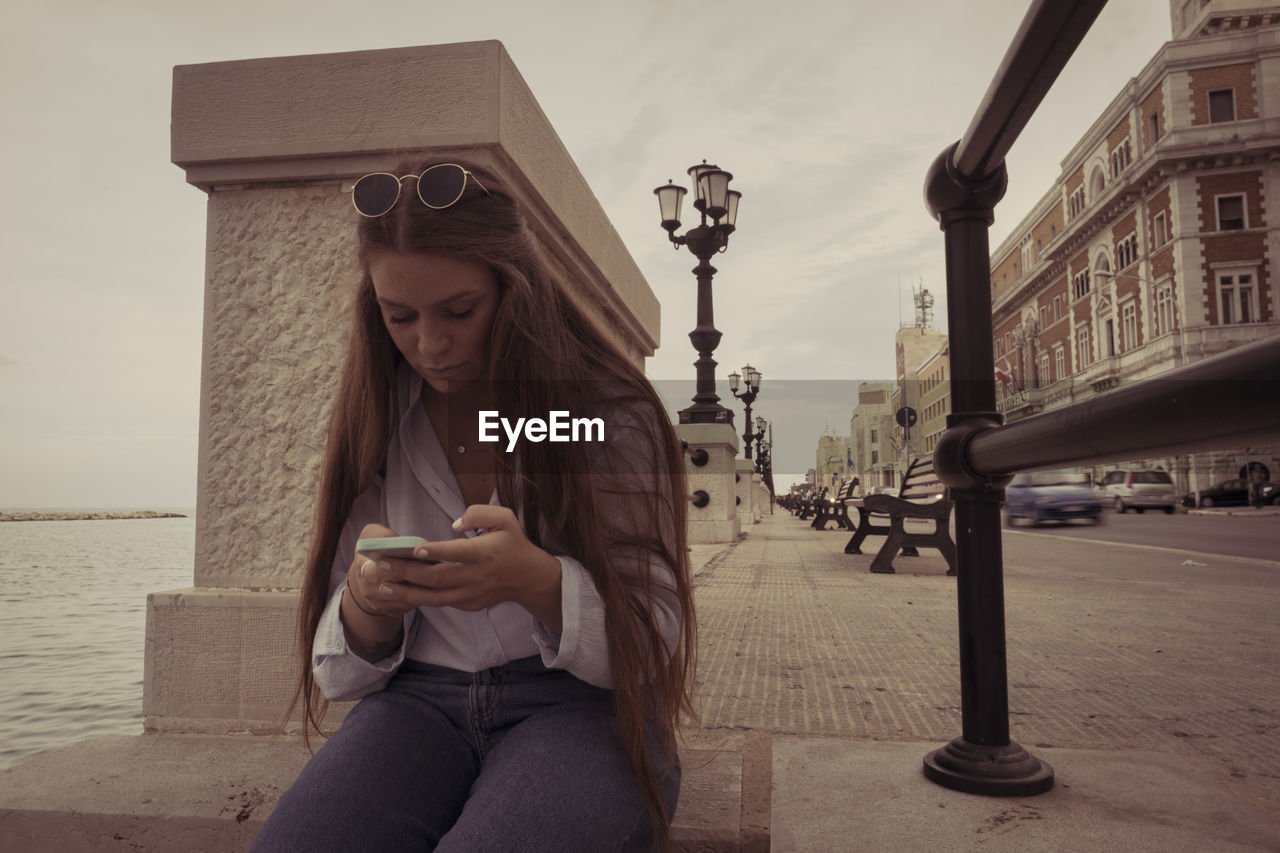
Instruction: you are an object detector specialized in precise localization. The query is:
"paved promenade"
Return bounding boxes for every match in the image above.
[673,511,1280,851]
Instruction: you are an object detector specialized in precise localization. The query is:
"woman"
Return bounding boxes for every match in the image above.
[251,161,696,851]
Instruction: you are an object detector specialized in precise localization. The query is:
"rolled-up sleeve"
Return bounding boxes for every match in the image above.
[310,479,420,703]
[313,585,418,701]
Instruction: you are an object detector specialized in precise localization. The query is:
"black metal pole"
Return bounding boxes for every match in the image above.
[679,228,732,425]
[922,144,1052,795]
[916,0,1115,798]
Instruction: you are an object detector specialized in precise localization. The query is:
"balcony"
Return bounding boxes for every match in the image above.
[997,386,1044,419]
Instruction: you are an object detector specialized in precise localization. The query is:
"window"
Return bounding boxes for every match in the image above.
[1218,271,1257,324]
[1053,295,1062,321]
[1149,111,1161,143]
[871,449,879,465]
[870,428,878,443]
[1054,345,1065,380]
[1216,195,1245,230]
[1039,305,1047,328]
[1155,281,1176,336]
[1077,325,1092,369]
[1089,167,1107,202]
[1068,186,1086,218]
[1039,353,1051,386]
[1122,302,1138,351]
[1105,318,1116,357]
[1115,233,1138,269]
[1050,224,1057,241]
[1073,269,1091,300]
[1208,89,1235,123]
[1153,211,1168,247]
[1110,139,1131,177]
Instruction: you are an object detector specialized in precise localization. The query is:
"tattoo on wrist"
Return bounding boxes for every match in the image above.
[351,633,403,663]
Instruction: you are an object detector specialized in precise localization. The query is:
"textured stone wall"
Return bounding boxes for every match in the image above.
[195,183,359,589]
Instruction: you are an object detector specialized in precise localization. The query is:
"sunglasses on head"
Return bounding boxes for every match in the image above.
[349,163,490,217]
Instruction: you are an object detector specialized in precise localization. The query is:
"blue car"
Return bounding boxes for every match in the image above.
[1004,469,1103,526]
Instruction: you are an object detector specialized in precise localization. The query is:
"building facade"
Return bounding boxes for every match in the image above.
[815,434,851,494]
[987,0,1280,492]
[892,326,949,472]
[848,381,896,490]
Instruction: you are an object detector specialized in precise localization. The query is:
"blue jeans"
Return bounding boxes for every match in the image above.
[251,657,679,852]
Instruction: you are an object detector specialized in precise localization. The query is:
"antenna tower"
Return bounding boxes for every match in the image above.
[912,284,934,329]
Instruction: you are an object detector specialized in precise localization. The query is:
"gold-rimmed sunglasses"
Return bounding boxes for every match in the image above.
[349,163,490,217]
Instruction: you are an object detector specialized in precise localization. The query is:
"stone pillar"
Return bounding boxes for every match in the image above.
[680,423,740,544]
[154,41,661,734]
[735,458,756,529]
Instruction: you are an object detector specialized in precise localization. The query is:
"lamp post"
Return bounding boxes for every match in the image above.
[756,422,776,501]
[728,365,764,458]
[654,162,742,425]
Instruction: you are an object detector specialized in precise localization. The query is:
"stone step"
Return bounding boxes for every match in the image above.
[0,730,768,851]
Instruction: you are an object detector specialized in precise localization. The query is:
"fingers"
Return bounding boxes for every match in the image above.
[358,522,399,539]
[416,505,520,564]
[450,504,517,536]
[348,553,420,618]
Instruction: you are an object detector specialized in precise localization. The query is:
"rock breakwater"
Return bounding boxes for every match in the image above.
[0,511,188,522]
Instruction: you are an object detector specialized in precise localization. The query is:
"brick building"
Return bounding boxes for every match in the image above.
[987,0,1280,493]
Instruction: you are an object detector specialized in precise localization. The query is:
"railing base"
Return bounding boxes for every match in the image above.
[922,736,1054,796]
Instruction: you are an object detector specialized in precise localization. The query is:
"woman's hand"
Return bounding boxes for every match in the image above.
[372,505,564,634]
[344,523,420,620]
[340,524,409,662]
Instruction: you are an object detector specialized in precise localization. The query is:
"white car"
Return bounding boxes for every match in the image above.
[1099,469,1178,514]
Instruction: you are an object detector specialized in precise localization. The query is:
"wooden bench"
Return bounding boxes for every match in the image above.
[844,457,956,575]
[812,478,858,530]
[797,487,827,520]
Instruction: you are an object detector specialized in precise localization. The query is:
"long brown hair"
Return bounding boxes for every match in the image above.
[289,157,696,848]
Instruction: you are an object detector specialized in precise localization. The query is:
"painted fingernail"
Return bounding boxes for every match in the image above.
[451,518,462,530]
[377,561,391,573]
[380,584,395,597]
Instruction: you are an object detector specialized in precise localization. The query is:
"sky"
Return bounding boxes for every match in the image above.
[0,0,1173,507]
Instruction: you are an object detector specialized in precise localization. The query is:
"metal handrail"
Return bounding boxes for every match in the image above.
[954,0,1108,181]
[966,334,1280,476]
[919,0,1279,802]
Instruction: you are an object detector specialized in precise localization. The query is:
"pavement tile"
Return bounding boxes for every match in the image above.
[682,511,1280,849]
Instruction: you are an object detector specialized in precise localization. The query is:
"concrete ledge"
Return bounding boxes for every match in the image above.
[771,737,1279,853]
[0,733,759,852]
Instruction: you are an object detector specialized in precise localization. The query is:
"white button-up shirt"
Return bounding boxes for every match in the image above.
[312,364,681,701]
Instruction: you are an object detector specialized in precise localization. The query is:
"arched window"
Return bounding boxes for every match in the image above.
[1089,166,1107,201]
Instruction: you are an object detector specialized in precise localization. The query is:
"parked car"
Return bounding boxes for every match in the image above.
[1098,468,1178,514]
[1005,469,1103,526]
[1182,478,1278,508]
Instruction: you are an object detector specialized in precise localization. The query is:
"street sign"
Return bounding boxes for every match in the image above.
[896,406,918,428]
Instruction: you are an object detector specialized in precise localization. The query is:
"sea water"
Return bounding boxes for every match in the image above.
[0,513,195,769]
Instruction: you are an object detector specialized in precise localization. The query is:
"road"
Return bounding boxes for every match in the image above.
[1001,509,1279,563]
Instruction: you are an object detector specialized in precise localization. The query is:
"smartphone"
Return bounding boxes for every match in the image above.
[355,536,430,560]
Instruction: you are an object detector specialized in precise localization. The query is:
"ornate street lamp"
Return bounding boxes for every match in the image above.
[728,365,764,458]
[654,161,742,425]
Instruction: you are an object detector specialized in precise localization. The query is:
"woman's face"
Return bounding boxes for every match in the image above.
[368,250,502,395]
